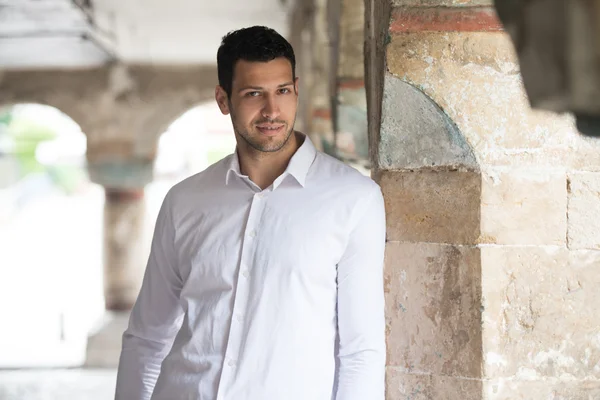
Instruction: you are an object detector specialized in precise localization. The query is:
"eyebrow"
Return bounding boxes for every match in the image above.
[238,81,295,93]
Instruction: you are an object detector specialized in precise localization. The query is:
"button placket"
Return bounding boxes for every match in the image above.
[215,191,267,399]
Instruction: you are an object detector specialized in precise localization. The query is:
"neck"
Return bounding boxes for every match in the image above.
[236,131,302,190]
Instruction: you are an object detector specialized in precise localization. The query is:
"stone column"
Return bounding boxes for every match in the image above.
[103,188,147,311]
[306,0,336,153]
[366,1,600,399]
[335,0,369,166]
[85,144,154,367]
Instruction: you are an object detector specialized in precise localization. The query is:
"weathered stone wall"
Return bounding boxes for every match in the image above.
[367,0,600,399]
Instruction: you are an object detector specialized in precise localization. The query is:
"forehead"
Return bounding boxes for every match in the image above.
[232,58,294,88]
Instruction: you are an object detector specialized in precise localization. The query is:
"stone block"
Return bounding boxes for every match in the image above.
[378,170,481,244]
[385,242,482,378]
[481,247,600,380]
[385,32,600,171]
[481,169,567,245]
[568,172,600,249]
[484,379,600,400]
[386,368,483,400]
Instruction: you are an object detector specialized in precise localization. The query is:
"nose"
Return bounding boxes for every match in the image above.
[261,94,280,120]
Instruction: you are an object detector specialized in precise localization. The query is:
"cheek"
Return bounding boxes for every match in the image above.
[281,97,298,117]
[232,103,259,125]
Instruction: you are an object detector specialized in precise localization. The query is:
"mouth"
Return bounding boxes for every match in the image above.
[256,124,285,136]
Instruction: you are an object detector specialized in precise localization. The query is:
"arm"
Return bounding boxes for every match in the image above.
[115,191,184,400]
[335,186,386,400]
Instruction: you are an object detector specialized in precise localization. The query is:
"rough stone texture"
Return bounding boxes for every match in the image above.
[0,64,217,159]
[376,4,600,400]
[386,32,600,171]
[481,168,567,246]
[386,369,483,400]
[379,73,478,170]
[378,169,481,244]
[484,379,600,400]
[481,247,600,380]
[103,190,148,311]
[568,172,600,250]
[385,242,482,378]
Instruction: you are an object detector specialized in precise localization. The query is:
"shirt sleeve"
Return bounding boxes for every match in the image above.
[335,185,387,400]
[115,190,184,400]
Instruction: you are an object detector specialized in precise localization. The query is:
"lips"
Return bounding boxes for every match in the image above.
[256,124,284,136]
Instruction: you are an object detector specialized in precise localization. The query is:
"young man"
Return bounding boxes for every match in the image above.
[115,26,386,400]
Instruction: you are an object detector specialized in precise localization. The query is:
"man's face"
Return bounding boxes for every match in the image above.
[216,57,298,153]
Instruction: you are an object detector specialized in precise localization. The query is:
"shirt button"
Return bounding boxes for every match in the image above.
[228,359,236,367]
[242,270,249,278]
[248,230,257,238]
[257,193,265,199]
[236,314,243,322]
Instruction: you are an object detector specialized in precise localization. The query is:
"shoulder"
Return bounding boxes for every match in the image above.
[310,150,381,197]
[164,154,232,208]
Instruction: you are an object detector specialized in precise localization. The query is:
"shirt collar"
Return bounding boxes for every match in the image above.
[225,133,317,188]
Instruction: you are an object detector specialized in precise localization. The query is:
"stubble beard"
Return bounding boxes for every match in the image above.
[231,111,296,154]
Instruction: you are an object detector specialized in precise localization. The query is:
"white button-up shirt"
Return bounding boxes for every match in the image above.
[115,135,386,400]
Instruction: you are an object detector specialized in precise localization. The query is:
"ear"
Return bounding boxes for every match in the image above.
[215,86,231,115]
[294,77,299,95]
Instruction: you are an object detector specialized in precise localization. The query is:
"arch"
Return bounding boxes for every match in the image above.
[133,88,217,158]
[0,102,104,368]
[378,74,479,171]
[145,101,236,210]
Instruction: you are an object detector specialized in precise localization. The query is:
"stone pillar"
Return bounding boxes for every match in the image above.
[103,188,147,311]
[335,0,369,166]
[366,1,600,399]
[288,0,314,135]
[306,0,336,153]
[85,144,154,367]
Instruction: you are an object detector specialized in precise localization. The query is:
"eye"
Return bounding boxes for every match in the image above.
[279,88,291,94]
[246,91,260,97]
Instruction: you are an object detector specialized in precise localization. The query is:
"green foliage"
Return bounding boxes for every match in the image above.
[1,108,85,194]
[9,117,57,176]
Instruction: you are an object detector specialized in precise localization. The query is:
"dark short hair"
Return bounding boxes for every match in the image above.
[217,26,296,98]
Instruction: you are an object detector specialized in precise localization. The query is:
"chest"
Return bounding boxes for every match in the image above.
[174,187,352,285]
